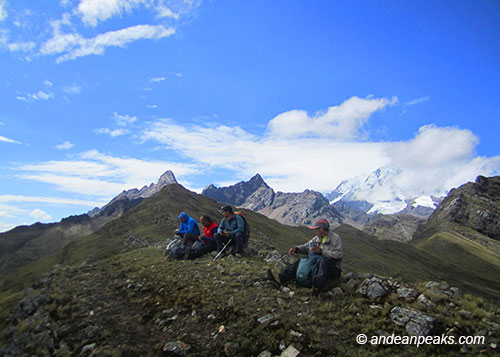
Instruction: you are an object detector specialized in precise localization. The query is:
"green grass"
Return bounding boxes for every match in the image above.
[8,246,496,356]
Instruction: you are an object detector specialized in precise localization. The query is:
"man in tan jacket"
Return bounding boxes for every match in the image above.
[267,219,343,294]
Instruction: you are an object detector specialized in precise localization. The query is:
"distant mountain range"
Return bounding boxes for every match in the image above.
[0,170,178,275]
[327,167,443,217]
[88,170,177,216]
[2,168,500,355]
[202,174,343,227]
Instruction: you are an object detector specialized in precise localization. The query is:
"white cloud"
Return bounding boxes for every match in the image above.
[44,80,53,87]
[18,90,54,102]
[41,24,175,63]
[405,96,429,106]
[7,41,35,52]
[141,117,389,192]
[0,0,7,22]
[0,203,28,217]
[0,195,100,206]
[62,84,82,94]
[0,121,4,125]
[0,135,20,144]
[55,141,74,150]
[389,125,478,168]
[78,0,150,26]
[113,112,136,126]
[267,96,397,140]
[15,149,198,199]
[33,90,54,100]
[150,76,165,82]
[156,4,180,19]
[30,208,52,220]
[95,127,129,137]
[140,96,500,195]
[147,104,158,108]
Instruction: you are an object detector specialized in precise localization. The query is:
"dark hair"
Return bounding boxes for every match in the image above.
[220,205,233,214]
[201,215,213,223]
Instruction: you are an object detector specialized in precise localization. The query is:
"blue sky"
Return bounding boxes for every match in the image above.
[0,0,499,232]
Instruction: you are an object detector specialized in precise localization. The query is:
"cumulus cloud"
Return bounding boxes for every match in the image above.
[140,96,500,195]
[41,24,175,62]
[30,208,52,220]
[267,96,397,140]
[95,127,129,137]
[113,112,137,126]
[389,125,478,168]
[15,149,198,199]
[55,141,74,150]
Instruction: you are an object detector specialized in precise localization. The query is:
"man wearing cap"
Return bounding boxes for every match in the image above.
[215,206,246,256]
[267,218,343,294]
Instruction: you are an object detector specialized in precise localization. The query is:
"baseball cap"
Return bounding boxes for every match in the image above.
[308,219,329,231]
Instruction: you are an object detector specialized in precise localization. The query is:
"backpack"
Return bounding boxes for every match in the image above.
[234,211,251,238]
[296,255,323,287]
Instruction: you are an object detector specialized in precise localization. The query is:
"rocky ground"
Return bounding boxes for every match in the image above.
[1,242,499,356]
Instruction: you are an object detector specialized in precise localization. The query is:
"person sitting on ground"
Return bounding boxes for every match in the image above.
[187,215,219,259]
[214,205,246,257]
[165,212,201,260]
[266,219,343,294]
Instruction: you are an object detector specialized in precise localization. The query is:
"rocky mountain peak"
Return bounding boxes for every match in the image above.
[202,174,342,227]
[414,175,500,243]
[157,170,177,186]
[248,173,269,187]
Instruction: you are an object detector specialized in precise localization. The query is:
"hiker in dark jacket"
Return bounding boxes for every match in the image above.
[187,215,218,259]
[267,219,343,294]
[214,205,246,256]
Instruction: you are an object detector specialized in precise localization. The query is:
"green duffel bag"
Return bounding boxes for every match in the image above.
[296,254,323,287]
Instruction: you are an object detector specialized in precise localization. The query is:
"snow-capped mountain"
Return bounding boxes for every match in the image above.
[326,167,443,216]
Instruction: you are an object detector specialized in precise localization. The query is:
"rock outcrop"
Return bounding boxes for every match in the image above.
[414,175,500,241]
[363,214,425,242]
[202,174,343,227]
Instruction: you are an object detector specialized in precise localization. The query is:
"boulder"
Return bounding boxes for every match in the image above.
[357,277,389,299]
[390,306,435,336]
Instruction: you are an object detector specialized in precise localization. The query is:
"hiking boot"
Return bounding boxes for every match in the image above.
[312,287,320,297]
[266,269,281,289]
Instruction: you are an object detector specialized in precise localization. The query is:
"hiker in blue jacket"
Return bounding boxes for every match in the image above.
[266,219,343,295]
[214,205,246,256]
[165,212,201,261]
[175,211,201,246]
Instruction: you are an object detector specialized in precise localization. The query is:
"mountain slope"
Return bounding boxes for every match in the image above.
[0,170,178,276]
[327,167,442,217]
[2,182,500,355]
[202,174,343,227]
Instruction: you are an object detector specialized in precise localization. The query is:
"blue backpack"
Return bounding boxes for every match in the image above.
[296,254,323,287]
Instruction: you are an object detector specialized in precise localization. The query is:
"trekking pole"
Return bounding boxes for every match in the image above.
[213,238,232,261]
